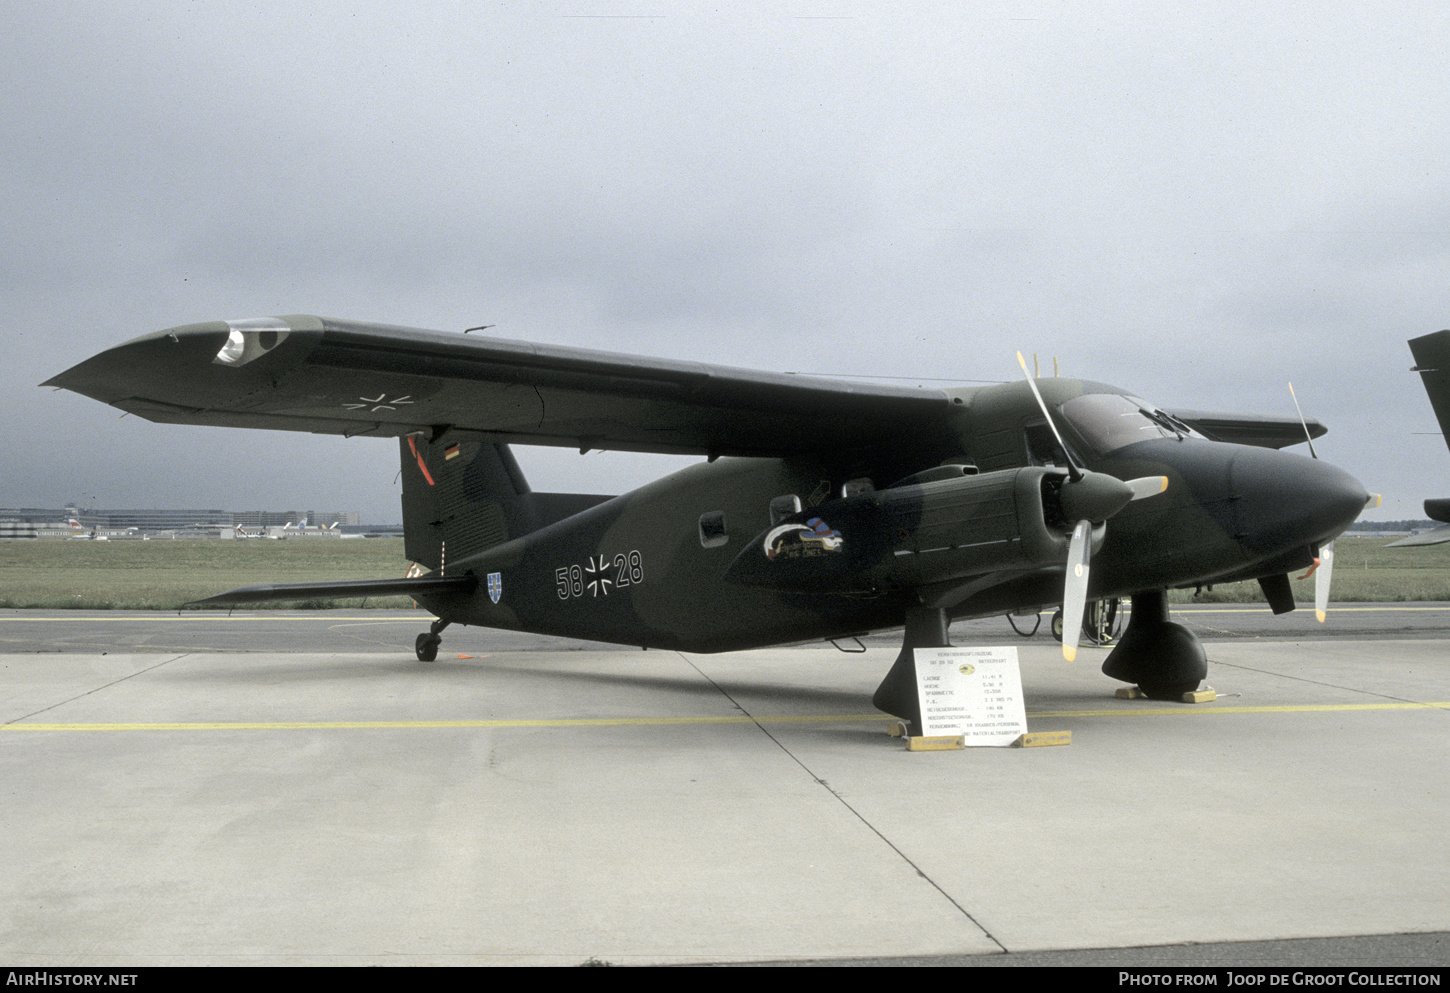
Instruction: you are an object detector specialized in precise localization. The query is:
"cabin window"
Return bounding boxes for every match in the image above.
[841,478,874,498]
[769,495,801,525]
[698,511,728,548]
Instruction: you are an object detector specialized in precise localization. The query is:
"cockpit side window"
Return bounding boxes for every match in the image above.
[1024,421,1071,468]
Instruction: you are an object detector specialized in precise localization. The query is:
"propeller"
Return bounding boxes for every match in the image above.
[1289,382,1335,622]
[1062,520,1092,662]
[1313,541,1334,623]
[1016,353,1168,660]
[1287,382,1318,460]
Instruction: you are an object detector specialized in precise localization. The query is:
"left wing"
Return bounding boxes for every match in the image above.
[45,315,956,459]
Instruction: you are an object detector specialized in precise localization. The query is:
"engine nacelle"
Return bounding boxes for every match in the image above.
[725,466,1103,594]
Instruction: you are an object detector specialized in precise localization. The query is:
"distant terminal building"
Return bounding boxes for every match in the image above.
[0,520,42,539]
[0,507,370,538]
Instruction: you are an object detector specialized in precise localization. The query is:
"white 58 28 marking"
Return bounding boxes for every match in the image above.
[556,550,643,600]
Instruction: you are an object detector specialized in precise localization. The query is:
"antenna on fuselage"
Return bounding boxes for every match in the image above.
[1030,354,1060,378]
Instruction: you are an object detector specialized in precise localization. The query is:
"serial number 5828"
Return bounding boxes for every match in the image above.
[556,550,643,600]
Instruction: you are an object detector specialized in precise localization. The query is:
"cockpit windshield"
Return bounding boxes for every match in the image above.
[1058,393,1204,454]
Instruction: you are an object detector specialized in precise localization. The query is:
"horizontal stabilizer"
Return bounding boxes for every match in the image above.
[188,574,477,607]
[1386,526,1450,548]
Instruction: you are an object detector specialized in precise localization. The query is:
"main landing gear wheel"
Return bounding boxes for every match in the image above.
[1050,608,1064,641]
[1102,590,1208,700]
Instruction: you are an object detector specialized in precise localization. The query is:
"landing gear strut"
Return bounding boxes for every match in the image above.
[415,618,451,662]
[872,606,950,734]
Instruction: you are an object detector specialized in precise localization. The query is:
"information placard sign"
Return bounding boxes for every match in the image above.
[914,646,1027,745]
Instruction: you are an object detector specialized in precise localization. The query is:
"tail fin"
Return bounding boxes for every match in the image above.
[400,436,536,571]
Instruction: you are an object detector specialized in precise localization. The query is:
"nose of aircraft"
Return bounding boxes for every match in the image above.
[1224,445,1369,555]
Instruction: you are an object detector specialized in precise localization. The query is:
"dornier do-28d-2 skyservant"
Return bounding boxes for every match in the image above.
[47,316,1373,732]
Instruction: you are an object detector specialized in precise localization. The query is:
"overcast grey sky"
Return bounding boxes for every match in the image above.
[5,1,1448,522]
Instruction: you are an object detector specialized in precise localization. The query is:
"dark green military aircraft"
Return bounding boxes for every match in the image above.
[47,316,1371,730]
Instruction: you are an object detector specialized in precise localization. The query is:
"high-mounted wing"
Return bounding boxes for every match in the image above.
[45,315,955,459]
[1164,409,1327,450]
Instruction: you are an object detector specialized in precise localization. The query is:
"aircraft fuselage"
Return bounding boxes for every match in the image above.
[420,378,1367,652]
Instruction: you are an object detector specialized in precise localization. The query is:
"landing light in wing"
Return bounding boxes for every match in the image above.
[215,329,246,365]
[212,318,291,367]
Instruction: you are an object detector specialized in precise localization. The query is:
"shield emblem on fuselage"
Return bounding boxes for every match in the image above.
[487,572,502,604]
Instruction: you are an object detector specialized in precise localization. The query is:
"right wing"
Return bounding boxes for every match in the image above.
[1165,408,1327,450]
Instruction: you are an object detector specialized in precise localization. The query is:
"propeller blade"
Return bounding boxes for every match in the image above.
[1314,540,1335,623]
[1061,519,1092,662]
[1125,475,1169,501]
[1016,351,1082,482]
[1287,382,1338,621]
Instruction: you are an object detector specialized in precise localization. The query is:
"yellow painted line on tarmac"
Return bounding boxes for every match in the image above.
[6,701,1448,732]
[1030,701,1450,718]
[4,713,896,732]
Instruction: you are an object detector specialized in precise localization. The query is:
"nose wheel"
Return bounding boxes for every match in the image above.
[415,618,451,662]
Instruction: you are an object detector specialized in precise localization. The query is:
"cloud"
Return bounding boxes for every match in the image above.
[5,2,1449,523]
